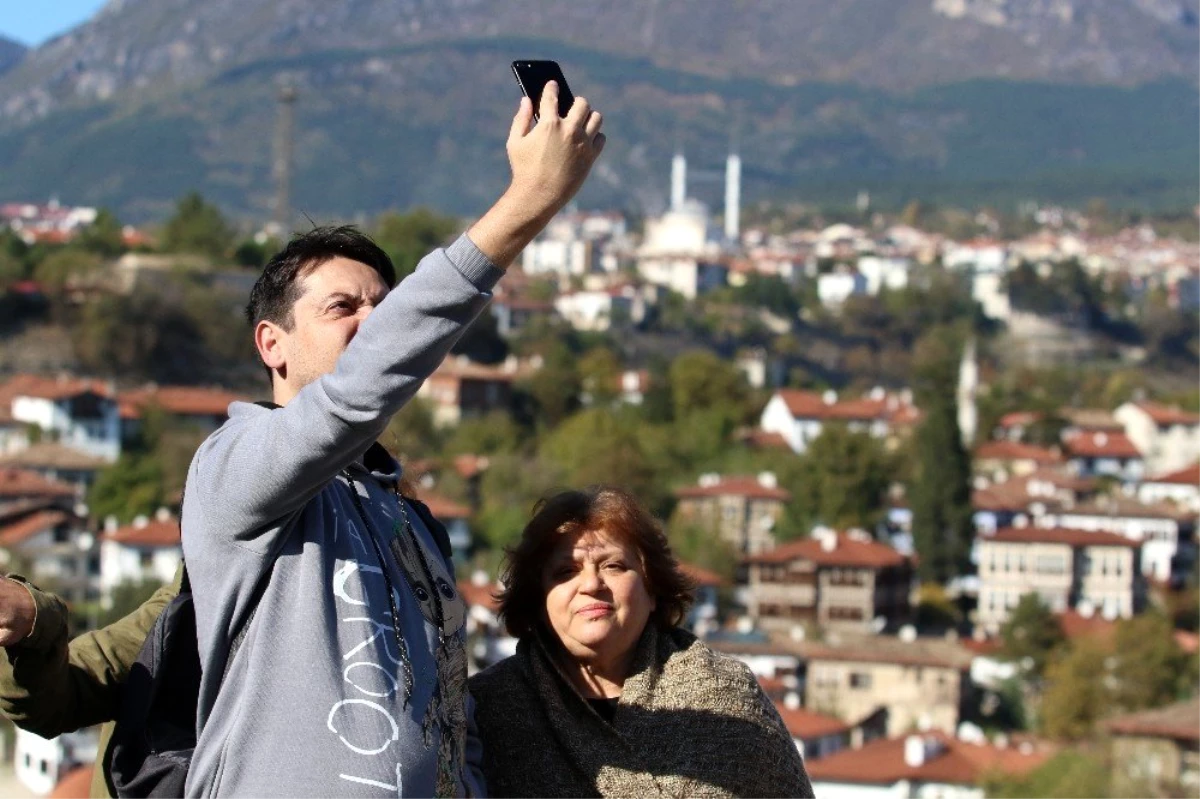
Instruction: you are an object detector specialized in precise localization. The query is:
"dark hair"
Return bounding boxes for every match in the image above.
[497,486,695,640]
[245,225,396,330]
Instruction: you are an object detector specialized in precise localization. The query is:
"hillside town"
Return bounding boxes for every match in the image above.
[2,166,1197,798]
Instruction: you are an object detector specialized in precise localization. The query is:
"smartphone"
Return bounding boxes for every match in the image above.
[511,60,576,122]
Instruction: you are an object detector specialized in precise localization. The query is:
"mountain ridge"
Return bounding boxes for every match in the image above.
[0,1,1195,221]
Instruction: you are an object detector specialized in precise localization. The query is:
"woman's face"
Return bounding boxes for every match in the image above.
[542,527,656,665]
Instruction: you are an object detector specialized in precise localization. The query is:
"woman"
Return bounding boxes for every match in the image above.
[469,486,813,798]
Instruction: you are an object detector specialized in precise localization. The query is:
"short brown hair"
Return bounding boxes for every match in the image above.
[497,486,695,640]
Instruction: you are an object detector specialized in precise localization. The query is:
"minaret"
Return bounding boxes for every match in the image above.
[724,152,741,243]
[957,337,978,448]
[670,151,686,212]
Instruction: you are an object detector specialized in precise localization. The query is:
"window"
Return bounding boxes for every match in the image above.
[40,759,48,775]
[849,672,872,690]
[140,550,154,569]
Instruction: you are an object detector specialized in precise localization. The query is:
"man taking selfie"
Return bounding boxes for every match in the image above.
[0,81,604,797]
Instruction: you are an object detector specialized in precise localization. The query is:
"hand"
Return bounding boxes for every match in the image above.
[0,578,35,646]
[505,81,606,222]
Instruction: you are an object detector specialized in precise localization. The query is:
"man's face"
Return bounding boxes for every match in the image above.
[267,257,390,398]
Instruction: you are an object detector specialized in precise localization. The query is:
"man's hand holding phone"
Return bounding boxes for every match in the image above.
[507,80,605,215]
[465,68,606,270]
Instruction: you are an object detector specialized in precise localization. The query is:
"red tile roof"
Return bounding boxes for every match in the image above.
[1061,431,1141,460]
[746,532,908,569]
[1106,698,1200,743]
[1145,462,1200,486]
[103,516,181,548]
[739,430,792,451]
[675,475,791,502]
[1062,497,1193,521]
[118,385,247,419]
[997,411,1042,428]
[418,491,471,520]
[775,704,851,739]
[988,526,1139,549]
[975,440,1061,464]
[806,731,1048,786]
[0,373,111,403]
[678,561,727,588]
[1056,610,1117,643]
[0,510,70,547]
[0,467,76,498]
[1133,402,1200,427]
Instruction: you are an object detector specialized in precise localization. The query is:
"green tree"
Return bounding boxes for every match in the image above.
[96,579,166,628]
[161,192,235,259]
[999,593,1066,679]
[519,342,581,427]
[667,518,738,583]
[981,749,1111,798]
[907,325,973,582]
[668,350,747,420]
[76,208,127,258]
[1040,639,1110,740]
[374,208,461,281]
[539,408,660,506]
[1110,610,1191,712]
[915,583,962,632]
[33,248,104,289]
[776,423,892,538]
[382,398,443,461]
[445,411,527,457]
[578,348,622,406]
[88,456,166,524]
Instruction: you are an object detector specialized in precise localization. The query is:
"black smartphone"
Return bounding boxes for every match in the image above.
[511,60,576,122]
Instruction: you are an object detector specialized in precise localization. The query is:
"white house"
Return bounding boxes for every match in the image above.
[0,506,95,603]
[806,731,1048,799]
[1,374,121,461]
[817,269,868,308]
[1139,463,1200,513]
[977,526,1144,631]
[522,237,590,277]
[1114,401,1200,476]
[1047,496,1194,584]
[554,286,645,332]
[15,726,98,796]
[759,388,918,454]
[1061,430,1144,483]
[98,509,182,604]
[856,256,911,295]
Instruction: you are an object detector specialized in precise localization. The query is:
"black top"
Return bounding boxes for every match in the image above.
[587,697,619,723]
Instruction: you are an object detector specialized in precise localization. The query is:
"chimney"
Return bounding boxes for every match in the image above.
[757,471,778,489]
[822,390,838,406]
[133,515,148,529]
[104,515,119,533]
[155,506,171,522]
[724,153,741,242]
[904,735,927,768]
[783,692,801,711]
[671,151,687,212]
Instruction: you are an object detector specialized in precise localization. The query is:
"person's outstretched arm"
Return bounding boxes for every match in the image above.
[0,568,182,737]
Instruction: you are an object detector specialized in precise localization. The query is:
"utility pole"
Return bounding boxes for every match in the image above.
[272,84,297,236]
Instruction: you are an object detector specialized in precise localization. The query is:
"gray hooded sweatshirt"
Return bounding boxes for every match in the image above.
[181,235,499,797]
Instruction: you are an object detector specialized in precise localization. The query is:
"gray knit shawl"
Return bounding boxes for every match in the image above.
[469,625,814,798]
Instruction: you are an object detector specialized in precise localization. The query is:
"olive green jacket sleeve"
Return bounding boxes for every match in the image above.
[0,565,183,739]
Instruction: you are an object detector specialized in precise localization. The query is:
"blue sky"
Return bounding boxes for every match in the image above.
[1,0,107,46]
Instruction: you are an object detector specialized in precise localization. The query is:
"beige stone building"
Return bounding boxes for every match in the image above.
[977,526,1144,632]
[745,528,913,633]
[673,472,789,556]
[1107,698,1199,797]
[799,634,975,738]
